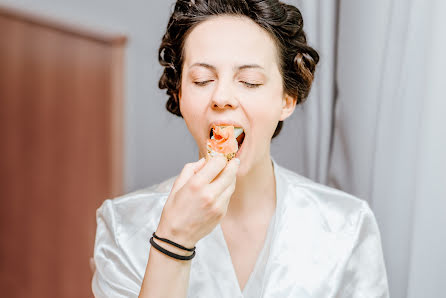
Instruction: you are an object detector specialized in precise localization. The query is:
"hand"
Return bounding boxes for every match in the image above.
[156,155,240,248]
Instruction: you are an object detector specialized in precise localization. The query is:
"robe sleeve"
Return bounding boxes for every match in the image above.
[336,201,390,298]
[91,200,142,298]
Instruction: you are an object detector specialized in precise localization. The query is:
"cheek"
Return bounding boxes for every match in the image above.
[244,91,283,139]
[179,86,209,139]
[179,81,211,114]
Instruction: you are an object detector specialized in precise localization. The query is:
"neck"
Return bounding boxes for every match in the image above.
[225,154,277,221]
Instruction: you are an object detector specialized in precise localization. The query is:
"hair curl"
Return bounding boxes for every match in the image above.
[158,0,319,138]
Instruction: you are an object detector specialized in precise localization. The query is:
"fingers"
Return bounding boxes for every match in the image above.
[209,158,240,196]
[191,155,228,185]
[214,177,237,214]
[171,158,206,194]
[194,157,207,173]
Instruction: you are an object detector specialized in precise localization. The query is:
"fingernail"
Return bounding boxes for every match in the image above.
[234,158,240,164]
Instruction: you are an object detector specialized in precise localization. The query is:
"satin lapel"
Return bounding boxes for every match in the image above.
[262,162,349,298]
[261,164,314,297]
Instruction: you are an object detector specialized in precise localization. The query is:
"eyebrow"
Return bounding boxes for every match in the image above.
[190,63,264,72]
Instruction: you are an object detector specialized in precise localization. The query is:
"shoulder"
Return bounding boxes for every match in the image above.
[274,162,374,233]
[270,163,388,296]
[92,178,177,296]
[96,176,177,243]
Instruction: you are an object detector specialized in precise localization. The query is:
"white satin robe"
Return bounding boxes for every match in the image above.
[91,159,390,297]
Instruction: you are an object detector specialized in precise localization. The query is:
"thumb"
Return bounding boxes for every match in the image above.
[171,158,206,194]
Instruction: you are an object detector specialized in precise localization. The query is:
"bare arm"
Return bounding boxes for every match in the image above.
[138,155,239,297]
[138,227,193,298]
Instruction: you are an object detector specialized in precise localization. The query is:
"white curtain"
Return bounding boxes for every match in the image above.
[289,0,446,297]
[272,0,338,184]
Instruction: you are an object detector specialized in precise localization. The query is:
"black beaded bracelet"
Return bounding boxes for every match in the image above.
[150,237,196,261]
[152,232,196,252]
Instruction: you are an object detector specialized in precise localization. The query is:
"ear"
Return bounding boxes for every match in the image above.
[279,93,297,121]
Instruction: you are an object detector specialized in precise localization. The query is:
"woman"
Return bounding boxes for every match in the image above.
[92,1,389,297]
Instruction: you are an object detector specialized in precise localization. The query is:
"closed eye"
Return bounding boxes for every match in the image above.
[194,80,213,86]
[241,81,262,88]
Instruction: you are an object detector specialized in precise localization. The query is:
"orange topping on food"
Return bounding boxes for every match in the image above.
[207,125,238,156]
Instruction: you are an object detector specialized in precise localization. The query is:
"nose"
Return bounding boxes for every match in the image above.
[210,80,239,110]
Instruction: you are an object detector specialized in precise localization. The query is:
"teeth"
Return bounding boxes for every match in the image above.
[234,127,244,138]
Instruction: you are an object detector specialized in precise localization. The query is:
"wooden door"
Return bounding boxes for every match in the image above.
[0,5,126,298]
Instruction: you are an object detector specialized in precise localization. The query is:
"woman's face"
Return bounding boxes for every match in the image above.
[180,15,295,176]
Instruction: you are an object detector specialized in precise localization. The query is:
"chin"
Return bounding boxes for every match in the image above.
[235,154,256,177]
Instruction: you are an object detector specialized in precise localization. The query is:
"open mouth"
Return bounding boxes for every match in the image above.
[209,126,245,150]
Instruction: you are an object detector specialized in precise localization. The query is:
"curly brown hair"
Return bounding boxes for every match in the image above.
[158,0,319,138]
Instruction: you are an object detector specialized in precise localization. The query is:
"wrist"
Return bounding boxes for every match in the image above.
[155,223,197,249]
[151,238,194,258]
